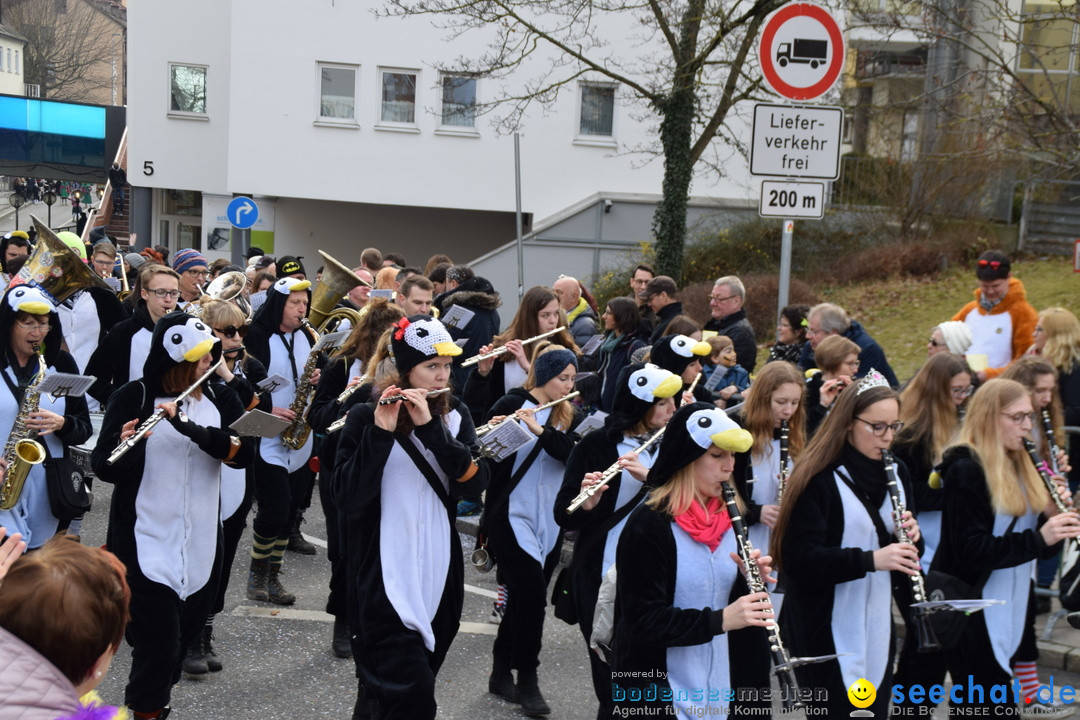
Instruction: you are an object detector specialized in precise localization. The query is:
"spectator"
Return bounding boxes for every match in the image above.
[0,231,31,284]
[382,252,406,268]
[804,334,861,436]
[629,263,656,333]
[108,162,127,215]
[663,314,702,341]
[423,253,452,276]
[429,262,451,295]
[768,304,810,365]
[360,247,383,273]
[641,275,682,343]
[398,274,434,316]
[798,302,898,387]
[928,320,973,359]
[553,275,599,348]
[702,334,750,403]
[591,296,647,412]
[703,276,757,373]
[951,250,1038,381]
[438,264,501,391]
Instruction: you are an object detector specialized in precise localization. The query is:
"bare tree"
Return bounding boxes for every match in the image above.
[5,0,120,103]
[381,0,790,277]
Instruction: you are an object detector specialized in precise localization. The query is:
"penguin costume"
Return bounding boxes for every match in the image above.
[86,300,161,407]
[0,285,92,547]
[648,333,712,405]
[333,315,489,720]
[613,403,774,717]
[484,346,581,714]
[91,312,254,717]
[243,276,323,604]
[553,362,681,720]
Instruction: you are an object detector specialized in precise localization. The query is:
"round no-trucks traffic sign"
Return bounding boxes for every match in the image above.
[758,3,845,102]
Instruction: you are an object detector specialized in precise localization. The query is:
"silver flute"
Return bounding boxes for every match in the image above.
[475,391,580,436]
[107,356,225,465]
[460,327,566,367]
[566,426,666,514]
[377,387,451,405]
[336,374,371,404]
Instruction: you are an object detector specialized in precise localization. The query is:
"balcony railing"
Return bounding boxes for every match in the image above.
[24,84,40,98]
[855,50,928,79]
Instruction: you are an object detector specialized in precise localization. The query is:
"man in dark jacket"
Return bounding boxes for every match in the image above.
[703,275,758,373]
[642,275,683,344]
[436,264,501,393]
[798,302,899,386]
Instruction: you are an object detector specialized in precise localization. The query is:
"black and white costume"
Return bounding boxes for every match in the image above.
[86,303,159,409]
[91,313,253,714]
[732,415,792,557]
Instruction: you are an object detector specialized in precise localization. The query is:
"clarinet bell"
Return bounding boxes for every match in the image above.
[777,669,806,711]
[913,607,942,654]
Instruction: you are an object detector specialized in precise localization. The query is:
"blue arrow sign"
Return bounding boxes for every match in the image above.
[227,197,259,229]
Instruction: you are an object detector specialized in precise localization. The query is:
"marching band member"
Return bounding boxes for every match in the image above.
[91,312,254,720]
[332,315,488,720]
[612,403,772,717]
[773,372,921,717]
[308,298,405,659]
[0,285,92,548]
[731,360,806,556]
[931,379,1079,713]
[647,333,712,405]
[803,334,860,436]
[484,343,580,716]
[172,249,210,312]
[243,277,322,605]
[554,363,680,719]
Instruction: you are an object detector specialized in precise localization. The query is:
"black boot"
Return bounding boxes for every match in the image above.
[332,616,352,658]
[488,656,518,703]
[181,639,208,675]
[287,513,317,555]
[267,563,296,605]
[246,557,270,602]
[202,624,222,672]
[516,669,550,716]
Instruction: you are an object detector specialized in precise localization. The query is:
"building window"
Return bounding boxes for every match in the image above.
[318,63,358,123]
[380,70,417,125]
[14,50,18,74]
[5,49,10,73]
[579,83,615,137]
[441,75,476,128]
[169,63,207,115]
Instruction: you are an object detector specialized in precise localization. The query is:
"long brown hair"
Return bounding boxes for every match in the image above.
[522,342,575,432]
[162,359,206,399]
[743,361,806,460]
[493,286,579,357]
[1002,356,1064,462]
[334,298,405,365]
[364,329,451,435]
[896,353,970,465]
[772,384,899,570]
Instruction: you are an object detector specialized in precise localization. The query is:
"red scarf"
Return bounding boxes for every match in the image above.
[674,497,731,552]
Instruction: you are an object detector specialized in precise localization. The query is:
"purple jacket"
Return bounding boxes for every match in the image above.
[0,626,81,720]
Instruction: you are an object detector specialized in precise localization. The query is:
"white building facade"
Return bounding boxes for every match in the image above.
[128,0,756,273]
[0,25,26,97]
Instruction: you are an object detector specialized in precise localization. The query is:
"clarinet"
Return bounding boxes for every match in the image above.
[1042,409,1064,476]
[776,420,790,503]
[882,450,941,653]
[720,481,804,711]
[1025,438,1069,514]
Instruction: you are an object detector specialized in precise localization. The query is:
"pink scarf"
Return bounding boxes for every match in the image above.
[674,497,731,552]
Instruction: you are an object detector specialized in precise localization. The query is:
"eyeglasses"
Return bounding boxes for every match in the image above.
[855,417,904,436]
[710,295,736,303]
[92,259,115,268]
[950,385,975,398]
[1001,411,1036,425]
[146,288,181,299]
[214,325,248,339]
[185,269,210,279]
[15,320,49,332]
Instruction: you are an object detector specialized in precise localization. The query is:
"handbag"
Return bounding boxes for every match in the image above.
[44,449,92,523]
[551,566,578,624]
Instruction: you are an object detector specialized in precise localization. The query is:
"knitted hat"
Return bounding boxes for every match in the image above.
[974,250,1010,281]
[56,231,87,260]
[389,315,462,376]
[245,246,266,259]
[124,253,147,271]
[936,321,973,355]
[532,347,577,388]
[172,248,208,275]
[649,334,711,376]
[647,402,753,488]
[277,255,306,278]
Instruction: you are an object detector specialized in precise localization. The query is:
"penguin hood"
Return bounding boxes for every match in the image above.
[649,334,711,376]
[251,276,312,335]
[142,312,221,396]
[604,362,681,442]
[647,402,753,487]
[0,285,64,368]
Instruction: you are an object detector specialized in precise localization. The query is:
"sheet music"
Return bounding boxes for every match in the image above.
[229,409,291,438]
[38,373,96,398]
[441,305,475,330]
[370,289,395,300]
[257,374,291,394]
[478,419,534,462]
[313,330,349,353]
[575,410,608,435]
[579,334,604,356]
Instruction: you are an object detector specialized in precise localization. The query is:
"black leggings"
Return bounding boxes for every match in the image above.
[252,455,313,540]
[213,471,254,615]
[491,526,560,672]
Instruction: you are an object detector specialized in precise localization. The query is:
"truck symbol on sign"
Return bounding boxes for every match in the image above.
[776,39,828,68]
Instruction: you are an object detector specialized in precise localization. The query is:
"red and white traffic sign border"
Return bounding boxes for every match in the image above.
[759,3,845,102]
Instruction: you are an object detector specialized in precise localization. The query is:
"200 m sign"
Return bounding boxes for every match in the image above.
[759,180,825,219]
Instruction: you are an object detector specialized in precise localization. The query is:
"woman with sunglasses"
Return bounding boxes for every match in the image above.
[773,373,921,718]
[176,299,270,676]
[890,352,971,711]
[931,379,1080,713]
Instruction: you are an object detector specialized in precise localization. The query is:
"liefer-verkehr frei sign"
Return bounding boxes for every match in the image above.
[750,103,843,180]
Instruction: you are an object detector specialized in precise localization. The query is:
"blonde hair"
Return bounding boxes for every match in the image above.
[951,378,1047,516]
[743,361,806,460]
[1040,307,1080,373]
[897,353,970,465]
[522,341,574,432]
[1001,356,1064,463]
[647,465,745,518]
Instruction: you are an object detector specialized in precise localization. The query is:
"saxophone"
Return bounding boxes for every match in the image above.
[0,348,48,510]
[281,319,321,450]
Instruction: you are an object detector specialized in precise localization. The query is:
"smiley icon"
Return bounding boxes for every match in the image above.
[847,678,876,709]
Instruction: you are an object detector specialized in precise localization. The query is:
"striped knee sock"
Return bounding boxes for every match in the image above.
[251,532,275,561]
[270,536,289,566]
[1014,661,1040,701]
[496,583,508,611]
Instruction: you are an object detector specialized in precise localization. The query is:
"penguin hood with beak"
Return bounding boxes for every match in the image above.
[649,334,711,376]
[0,284,64,369]
[647,402,753,488]
[142,312,221,396]
[251,276,312,335]
[604,362,681,442]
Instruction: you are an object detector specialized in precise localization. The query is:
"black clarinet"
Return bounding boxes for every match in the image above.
[1025,438,1069,514]
[776,420,790,503]
[1042,409,1064,476]
[882,450,941,653]
[720,481,805,711]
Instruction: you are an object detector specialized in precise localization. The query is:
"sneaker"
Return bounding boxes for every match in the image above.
[457,499,482,517]
[1022,700,1076,718]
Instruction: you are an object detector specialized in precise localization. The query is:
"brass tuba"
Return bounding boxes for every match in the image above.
[308,250,366,333]
[192,271,252,320]
[10,218,113,302]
